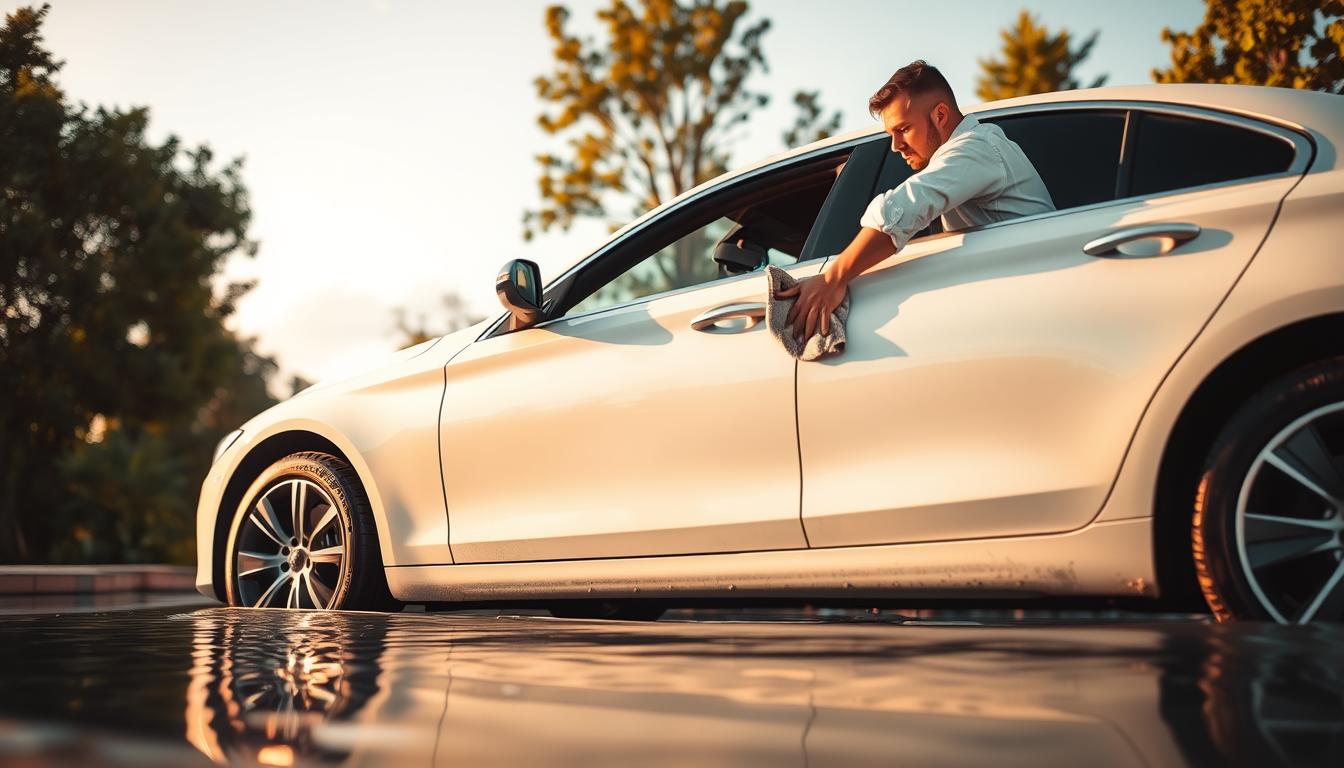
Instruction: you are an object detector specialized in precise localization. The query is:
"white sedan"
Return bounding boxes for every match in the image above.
[197,84,1344,623]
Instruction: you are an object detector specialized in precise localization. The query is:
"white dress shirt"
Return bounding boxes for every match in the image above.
[859,114,1055,251]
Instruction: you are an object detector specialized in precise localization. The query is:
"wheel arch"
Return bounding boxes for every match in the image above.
[209,429,373,602]
[1153,312,1344,608]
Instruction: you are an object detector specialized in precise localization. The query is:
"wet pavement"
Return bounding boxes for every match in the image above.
[0,605,1341,767]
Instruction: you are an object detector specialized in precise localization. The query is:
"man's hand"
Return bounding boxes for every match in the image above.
[777,268,849,344]
[777,227,893,344]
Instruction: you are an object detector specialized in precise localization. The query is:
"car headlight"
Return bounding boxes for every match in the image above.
[213,429,243,464]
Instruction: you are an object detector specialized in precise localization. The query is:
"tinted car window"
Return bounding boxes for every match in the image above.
[990,110,1125,210]
[863,111,1125,239]
[803,139,888,259]
[565,216,733,317]
[871,150,942,240]
[559,158,844,319]
[1129,113,1295,196]
[871,141,916,203]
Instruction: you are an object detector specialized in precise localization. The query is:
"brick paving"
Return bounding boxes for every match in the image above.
[0,565,194,595]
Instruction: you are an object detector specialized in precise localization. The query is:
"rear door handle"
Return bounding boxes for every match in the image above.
[690,302,766,334]
[1083,223,1201,258]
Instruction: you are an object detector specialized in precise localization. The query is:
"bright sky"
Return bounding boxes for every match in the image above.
[9,0,1204,387]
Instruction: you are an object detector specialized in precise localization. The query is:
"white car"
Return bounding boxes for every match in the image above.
[197,84,1344,623]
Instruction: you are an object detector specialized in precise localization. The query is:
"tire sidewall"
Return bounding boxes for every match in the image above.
[1195,359,1344,622]
[223,454,358,609]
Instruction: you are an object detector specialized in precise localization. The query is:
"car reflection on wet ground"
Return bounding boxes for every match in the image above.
[0,606,1341,767]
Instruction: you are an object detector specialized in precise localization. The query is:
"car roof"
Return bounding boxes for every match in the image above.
[978,84,1344,164]
[568,84,1342,281]
[617,85,1341,240]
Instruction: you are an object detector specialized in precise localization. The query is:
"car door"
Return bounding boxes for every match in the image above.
[439,149,856,563]
[796,104,1311,548]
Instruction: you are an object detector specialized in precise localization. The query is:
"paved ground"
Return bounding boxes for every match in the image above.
[0,565,200,616]
[0,565,195,596]
[0,602,1341,767]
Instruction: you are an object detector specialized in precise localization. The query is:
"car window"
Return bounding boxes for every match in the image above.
[871,140,916,205]
[560,157,844,319]
[795,108,1297,265]
[566,218,735,317]
[1128,112,1296,197]
[802,138,888,260]
[988,110,1125,209]
[871,147,945,242]
[858,110,1126,247]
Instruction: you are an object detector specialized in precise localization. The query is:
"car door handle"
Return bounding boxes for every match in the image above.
[1083,223,1201,258]
[690,302,767,333]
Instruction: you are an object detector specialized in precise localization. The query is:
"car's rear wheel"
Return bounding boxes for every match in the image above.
[1193,357,1344,623]
[224,452,399,611]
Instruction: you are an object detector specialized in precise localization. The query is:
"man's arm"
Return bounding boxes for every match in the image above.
[778,228,894,342]
[780,135,1005,344]
[826,226,899,284]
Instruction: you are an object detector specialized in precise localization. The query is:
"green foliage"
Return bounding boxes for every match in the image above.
[0,5,277,564]
[524,0,838,244]
[55,428,194,564]
[1154,0,1344,92]
[976,10,1107,101]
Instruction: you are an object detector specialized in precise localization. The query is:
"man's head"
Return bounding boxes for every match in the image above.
[868,60,962,171]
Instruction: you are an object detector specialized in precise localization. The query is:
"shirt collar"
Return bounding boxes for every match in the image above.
[930,114,979,162]
[948,113,979,141]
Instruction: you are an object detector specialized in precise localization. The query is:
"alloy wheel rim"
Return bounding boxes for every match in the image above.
[234,478,347,609]
[1235,401,1344,623]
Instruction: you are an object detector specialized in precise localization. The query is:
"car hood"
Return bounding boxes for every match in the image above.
[237,317,494,436]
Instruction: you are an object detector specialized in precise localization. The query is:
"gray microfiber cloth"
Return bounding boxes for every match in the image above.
[765,264,849,361]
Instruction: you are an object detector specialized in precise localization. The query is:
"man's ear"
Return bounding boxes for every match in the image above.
[933,101,949,130]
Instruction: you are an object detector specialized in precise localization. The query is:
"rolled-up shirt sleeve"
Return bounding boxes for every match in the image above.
[860,136,1007,251]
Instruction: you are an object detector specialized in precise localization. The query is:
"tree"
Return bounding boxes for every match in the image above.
[1154,0,1344,92]
[0,5,276,563]
[976,10,1107,101]
[524,0,840,308]
[287,373,314,399]
[524,1,840,229]
[392,292,486,349]
[782,90,842,148]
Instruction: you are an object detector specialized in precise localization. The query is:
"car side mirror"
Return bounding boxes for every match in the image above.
[713,238,767,275]
[496,258,544,329]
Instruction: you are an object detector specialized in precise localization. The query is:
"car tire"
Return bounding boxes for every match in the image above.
[1193,357,1344,623]
[224,451,400,611]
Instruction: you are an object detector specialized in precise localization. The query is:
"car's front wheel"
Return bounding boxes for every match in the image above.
[224,451,398,611]
[1194,357,1344,623]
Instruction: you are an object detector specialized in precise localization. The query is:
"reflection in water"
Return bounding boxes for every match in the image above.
[1160,629,1344,767]
[185,611,385,764]
[0,608,1341,766]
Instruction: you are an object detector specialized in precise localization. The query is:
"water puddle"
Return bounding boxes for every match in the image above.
[0,607,1340,766]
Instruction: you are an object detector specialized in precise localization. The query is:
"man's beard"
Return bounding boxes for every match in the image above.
[903,115,942,171]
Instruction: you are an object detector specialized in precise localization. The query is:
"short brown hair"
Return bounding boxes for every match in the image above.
[868,60,958,118]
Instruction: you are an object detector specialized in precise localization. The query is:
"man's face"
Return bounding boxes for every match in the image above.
[880,95,947,171]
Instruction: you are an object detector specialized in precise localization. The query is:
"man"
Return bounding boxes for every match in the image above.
[779,60,1055,344]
